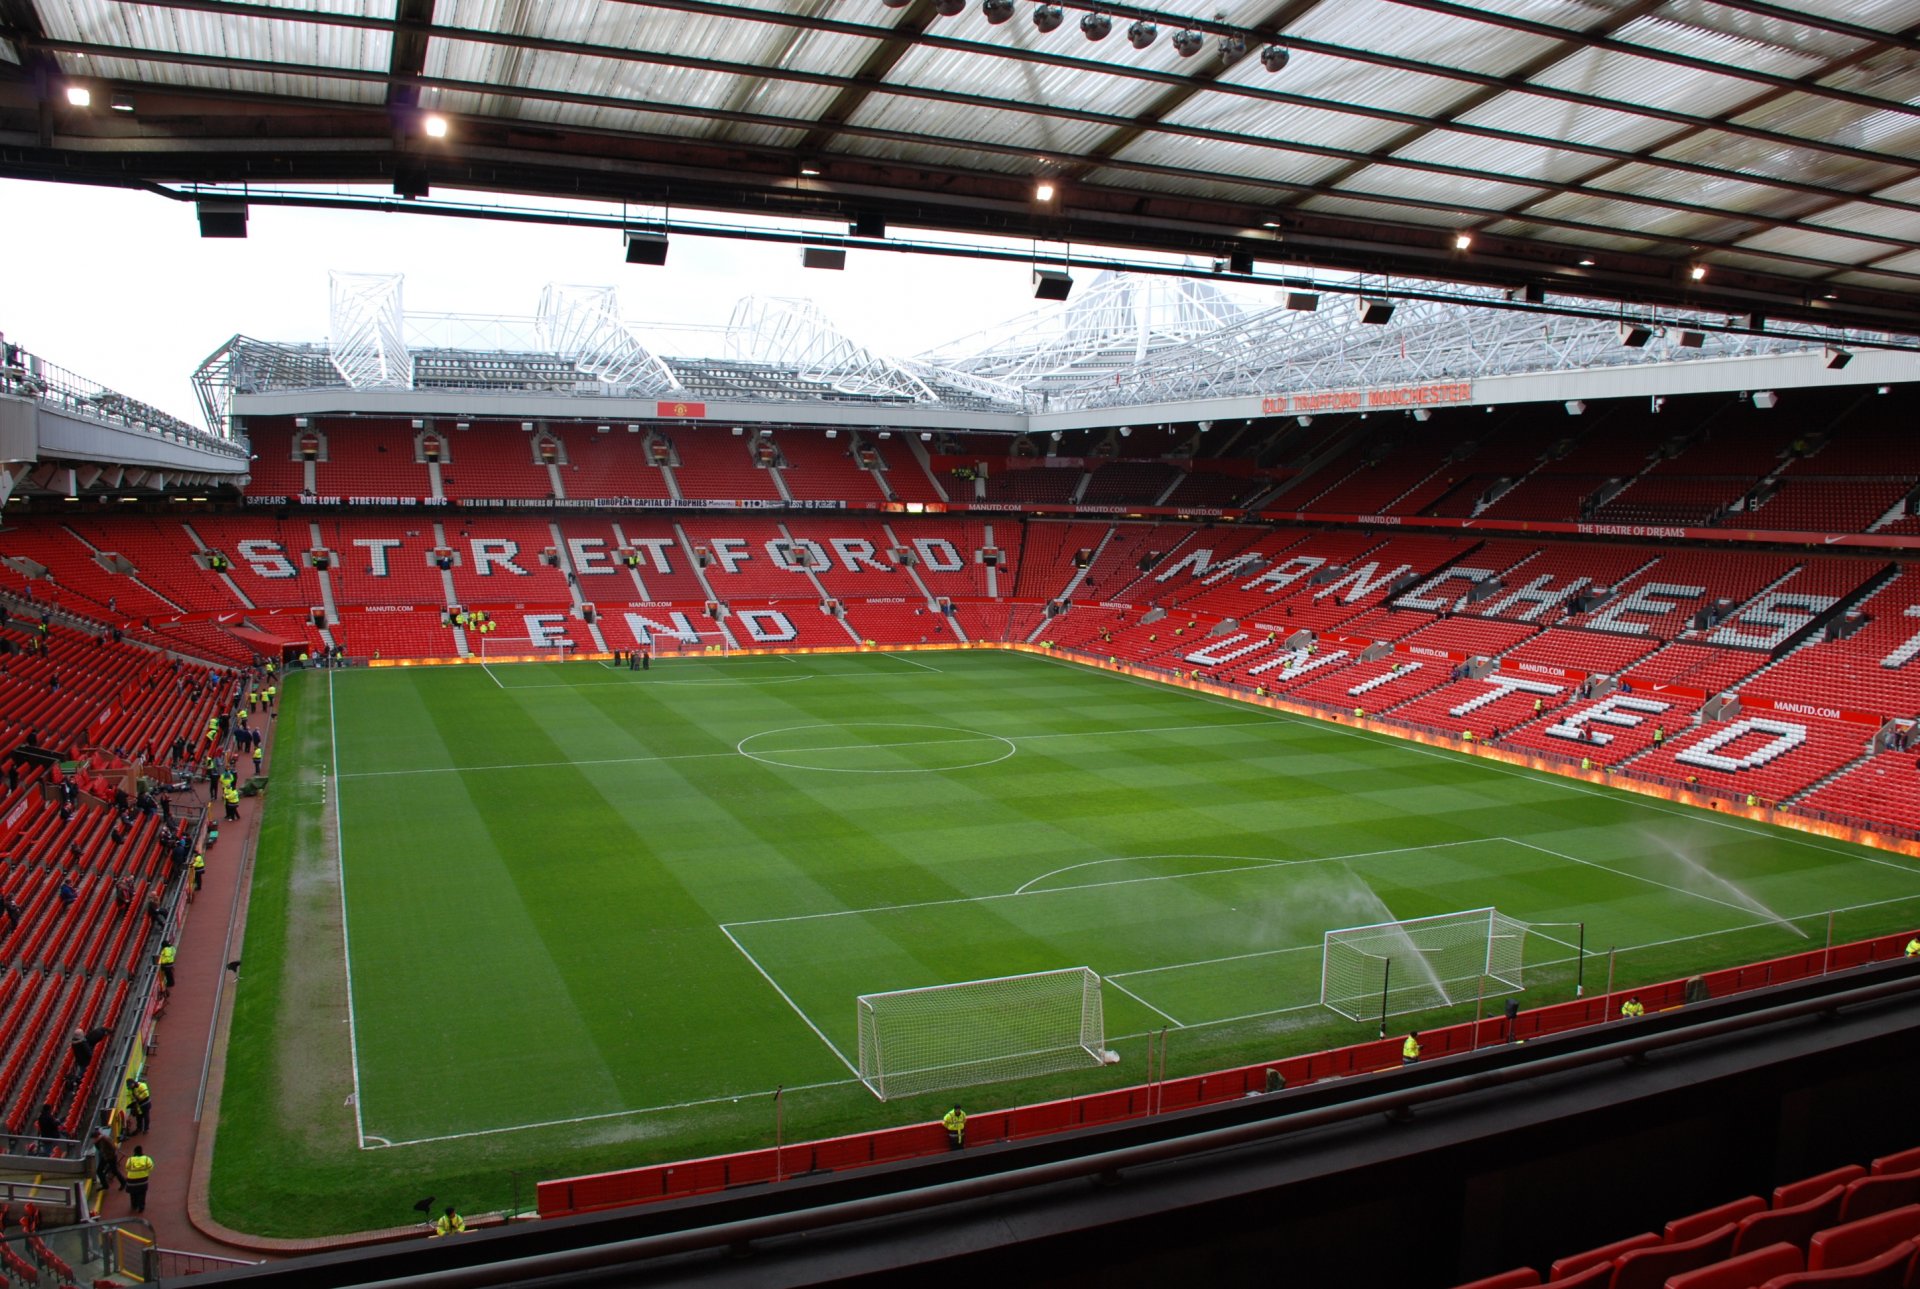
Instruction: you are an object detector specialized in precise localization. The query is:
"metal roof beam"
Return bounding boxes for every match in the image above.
[1696,0,1920,54]
[24,36,1920,267]
[58,0,1920,188]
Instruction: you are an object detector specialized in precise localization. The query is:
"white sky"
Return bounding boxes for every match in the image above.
[1,177,1058,425]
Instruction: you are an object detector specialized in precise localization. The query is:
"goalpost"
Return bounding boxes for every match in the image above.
[643,630,731,659]
[856,966,1111,1101]
[476,636,575,665]
[1320,907,1530,1023]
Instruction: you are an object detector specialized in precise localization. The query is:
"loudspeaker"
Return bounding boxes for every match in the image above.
[851,211,886,238]
[1356,297,1396,325]
[1227,250,1254,274]
[802,247,847,270]
[625,232,669,265]
[196,201,248,239]
[1033,270,1074,301]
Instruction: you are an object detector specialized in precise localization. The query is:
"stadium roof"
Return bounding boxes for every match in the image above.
[3,0,1919,340]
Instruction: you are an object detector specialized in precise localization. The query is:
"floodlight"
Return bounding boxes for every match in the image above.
[1034,181,1056,202]
[196,201,248,239]
[423,114,449,138]
[1618,321,1653,347]
[1127,20,1156,47]
[1453,232,1473,251]
[411,418,426,429]
[1196,420,1212,431]
[624,230,669,265]
[65,85,91,107]
[799,165,822,176]
[1412,409,1430,422]
[1355,297,1395,325]
[1824,347,1853,369]
[1033,269,1073,300]
[1260,44,1290,72]
[1033,4,1064,31]
[731,426,745,436]
[1296,415,1312,427]
[1284,291,1319,312]
[1172,29,1203,56]
[1752,390,1778,409]
[1118,426,1131,436]
[1578,257,1596,266]
[983,0,1014,20]
[520,421,534,431]
[933,0,964,15]
[1565,401,1586,416]
[825,429,838,438]
[1689,263,1708,281]
[920,432,933,440]
[109,93,134,113]
[1080,11,1110,39]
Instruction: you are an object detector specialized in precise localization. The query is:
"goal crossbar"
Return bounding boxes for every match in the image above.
[1320,906,1530,1023]
[857,966,1106,1101]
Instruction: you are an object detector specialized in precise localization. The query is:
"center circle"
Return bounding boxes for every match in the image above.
[736,723,1017,774]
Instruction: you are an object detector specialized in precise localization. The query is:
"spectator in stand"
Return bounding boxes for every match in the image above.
[0,893,20,928]
[30,1103,60,1156]
[57,877,78,907]
[92,1125,125,1192]
[70,1027,96,1069]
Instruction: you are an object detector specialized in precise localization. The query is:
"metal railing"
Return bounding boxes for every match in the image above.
[2,337,246,458]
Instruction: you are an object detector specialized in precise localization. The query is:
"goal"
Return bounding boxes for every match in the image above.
[856,966,1109,1101]
[643,631,731,658]
[477,636,574,664]
[1320,907,1529,1023]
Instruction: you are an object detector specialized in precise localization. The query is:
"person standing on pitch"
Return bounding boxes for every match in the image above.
[123,1145,154,1213]
[943,1105,966,1150]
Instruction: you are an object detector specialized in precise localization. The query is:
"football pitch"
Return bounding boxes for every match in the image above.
[215,648,1920,1235]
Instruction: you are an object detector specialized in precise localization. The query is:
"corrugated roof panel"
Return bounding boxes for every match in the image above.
[1585,161,1840,222]
[1730,73,1920,157]
[1615,7,1858,66]
[1106,134,1358,193]
[875,39,1174,124]
[1726,226,1898,265]
[1079,166,1302,208]
[1519,189,1753,247]
[1158,92,1414,158]
[1530,44,1779,122]
[1453,88,1683,157]
[1650,127,1911,196]
[834,134,1058,177]
[1800,177,1920,238]
[1296,194,1483,227]
[1831,253,1920,290]
[1318,163,1544,214]
[845,92,1118,160]
[1291,0,1561,79]
[39,0,392,100]
[1389,130,1601,188]
[1477,218,1658,254]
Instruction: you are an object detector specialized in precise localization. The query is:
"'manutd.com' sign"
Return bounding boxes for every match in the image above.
[1260,381,1475,416]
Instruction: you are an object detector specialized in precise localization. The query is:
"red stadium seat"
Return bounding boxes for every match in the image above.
[1842,1174,1920,1225]
[1606,1222,1737,1289]
[1871,1150,1920,1178]
[1758,1239,1917,1288]
[1777,1170,1869,1212]
[1668,1197,1768,1244]
[1663,1242,1802,1289]
[1737,1188,1848,1255]
[1808,1205,1920,1272]
[1549,1231,1660,1280]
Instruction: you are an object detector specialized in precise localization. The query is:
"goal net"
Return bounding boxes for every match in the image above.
[856,966,1107,1101]
[1320,907,1528,1022]
[642,630,731,658]
[477,636,573,664]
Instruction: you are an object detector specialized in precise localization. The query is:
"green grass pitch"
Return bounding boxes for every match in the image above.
[211,649,1920,1235]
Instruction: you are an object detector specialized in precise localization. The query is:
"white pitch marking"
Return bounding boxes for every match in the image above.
[328,673,371,1151]
[1106,977,1185,1028]
[883,652,944,673]
[1505,836,1798,924]
[717,925,861,1078]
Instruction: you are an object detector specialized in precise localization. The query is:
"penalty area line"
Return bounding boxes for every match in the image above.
[718,925,861,1079]
[1106,978,1185,1028]
[365,1075,861,1150]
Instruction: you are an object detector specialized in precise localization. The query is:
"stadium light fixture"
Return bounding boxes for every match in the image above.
[1033,269,1074,300]
[1127,20,1156,47]
[1260,44,1290,72]
[825,429,838,438]
[1033,4,1064,32]
[1172,28,1202,55]
[423,114,449,138]
[799,165,822,176]
[882,0,911,8]
[520,421,534,431]
[1080,11,1111,39]
[1412,409,1430,422]
[1578,258,1596,267]
[934,0,965,15]
[1565,400,1586,416]
[1453,232,1473,251]
[1689,263,1708,281]
[1118,426,1131,436]
[1753,390,1778,409]
[920,431,933,440]
[109,93,134,112]
[1824,347,1853,369]
[731,426,745,436]
[627,423,641,432]
[1296,415,1312,427]
[1034,181,1056,202]
[983,0,1015,21]
[65,85,91,107]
